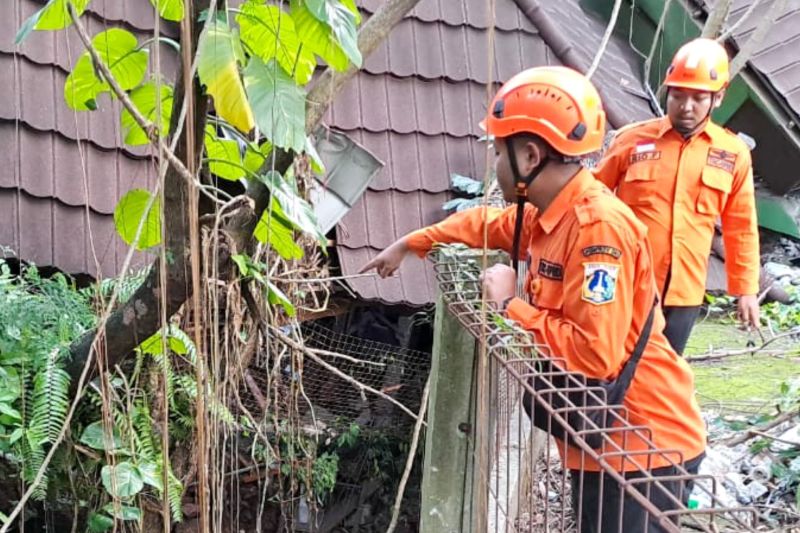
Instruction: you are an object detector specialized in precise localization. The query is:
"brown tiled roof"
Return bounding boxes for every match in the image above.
[1,0,176,278]
[699,0,800,119]
[333,0,655,306]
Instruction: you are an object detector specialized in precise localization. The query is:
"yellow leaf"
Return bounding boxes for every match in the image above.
[197,22,255,133]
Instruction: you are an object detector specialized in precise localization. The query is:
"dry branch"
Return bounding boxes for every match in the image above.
[723,408,799,447]
[241,283,421,422]
[586,0,622,79]
[386,375,431,533]
[686,328,800,363]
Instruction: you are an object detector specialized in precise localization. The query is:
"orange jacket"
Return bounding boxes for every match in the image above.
[405,169,706,472]
[593,117,759,306]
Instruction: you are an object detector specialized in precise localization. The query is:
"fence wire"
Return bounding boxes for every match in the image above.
[241,321,430,434]
[433,249,760,533]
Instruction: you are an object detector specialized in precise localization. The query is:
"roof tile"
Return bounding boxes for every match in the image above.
[19,127,54,199]
[0,193,19,254]
[703,0,800,118]
[361,0,537,32]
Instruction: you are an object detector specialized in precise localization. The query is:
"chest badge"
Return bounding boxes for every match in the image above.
[582,263,619,305]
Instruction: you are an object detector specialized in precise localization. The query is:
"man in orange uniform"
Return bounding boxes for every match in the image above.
[361,67,706,532]
[594,38,760,354]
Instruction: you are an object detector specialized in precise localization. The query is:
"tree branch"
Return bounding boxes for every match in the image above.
[387,375,430,533]
[686,328,800,363]
[586,0,622,79]
[729,0,788,78]
[701,0,733,38]
[305,0,422,130]
[240,282,421,422]
[722,408,799,447]
[68,3,195,187]
[63,0,423,388]
[64,1,210,384]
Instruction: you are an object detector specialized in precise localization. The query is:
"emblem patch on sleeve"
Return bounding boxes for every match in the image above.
[582,263,619,305]
[706,148,737,173]
[582,245,622,259]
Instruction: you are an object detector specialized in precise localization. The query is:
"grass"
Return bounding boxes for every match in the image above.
[686,319,800,415]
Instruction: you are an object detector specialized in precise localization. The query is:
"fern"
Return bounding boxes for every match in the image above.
[28,350,71,446]
[79,266,149,305]
[21,435,47,500]
[164,460,184,523]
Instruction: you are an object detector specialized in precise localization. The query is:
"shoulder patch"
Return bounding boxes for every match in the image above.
[582,263,619,305]
[574,203,599,226]
[582,245,622,259]
[538,259,564,281]
[707,147,737,173]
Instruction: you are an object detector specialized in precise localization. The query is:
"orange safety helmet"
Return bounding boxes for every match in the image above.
[664,38,730,93]
[480,66,606,157]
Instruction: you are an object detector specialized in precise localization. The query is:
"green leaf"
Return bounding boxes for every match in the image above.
[137,461,163,491]
[291,0,349,71]
[204,127,245,181]
[16,0,93,44]
[114,189,162,250]
[257,171,326,246]
[298,0,361,68]
[304,136,325,174]
[243,58,307,153]
[254,200,304,260]
[121,82,173,146]
[168,334,190,356]
[64,28,149,111]
[101,462,145,499]
[149,0,184,21]
[244,141,272,174]
[8,428,24,445]
[87,512,114,533]
[267,281,296,316]
[138,327,190,356]
[231,254,250,276]
[102,503,142,521]
[197,21,255,133]
[339,0,361,24]
[0,368,21,404]
[237,2,316,85]
[139,329,166,355]
[0,403,21,422]
[80,421,122,451]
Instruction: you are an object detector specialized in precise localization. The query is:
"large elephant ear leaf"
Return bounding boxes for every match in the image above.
[16,0,93,44]
[197,21,256,134]
[64,28,149,111]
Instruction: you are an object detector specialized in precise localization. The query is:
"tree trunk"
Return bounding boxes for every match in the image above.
[64,0,209,385]
[729,0,788,78]
[701,0,733,38]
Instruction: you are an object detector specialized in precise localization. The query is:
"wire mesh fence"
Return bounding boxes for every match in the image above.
[432,248,761,533]
[240,320,431,434]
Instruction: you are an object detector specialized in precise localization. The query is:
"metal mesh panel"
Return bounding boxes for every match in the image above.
[433,250,759,533]
[240,321,430,432]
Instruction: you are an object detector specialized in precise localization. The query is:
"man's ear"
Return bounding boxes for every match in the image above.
[519,138,545,175]
[713,89,726,109]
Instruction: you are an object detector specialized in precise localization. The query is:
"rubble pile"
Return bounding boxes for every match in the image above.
[695,412,800,529]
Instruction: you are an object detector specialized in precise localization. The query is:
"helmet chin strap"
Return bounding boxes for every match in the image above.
[506,137,548,276]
